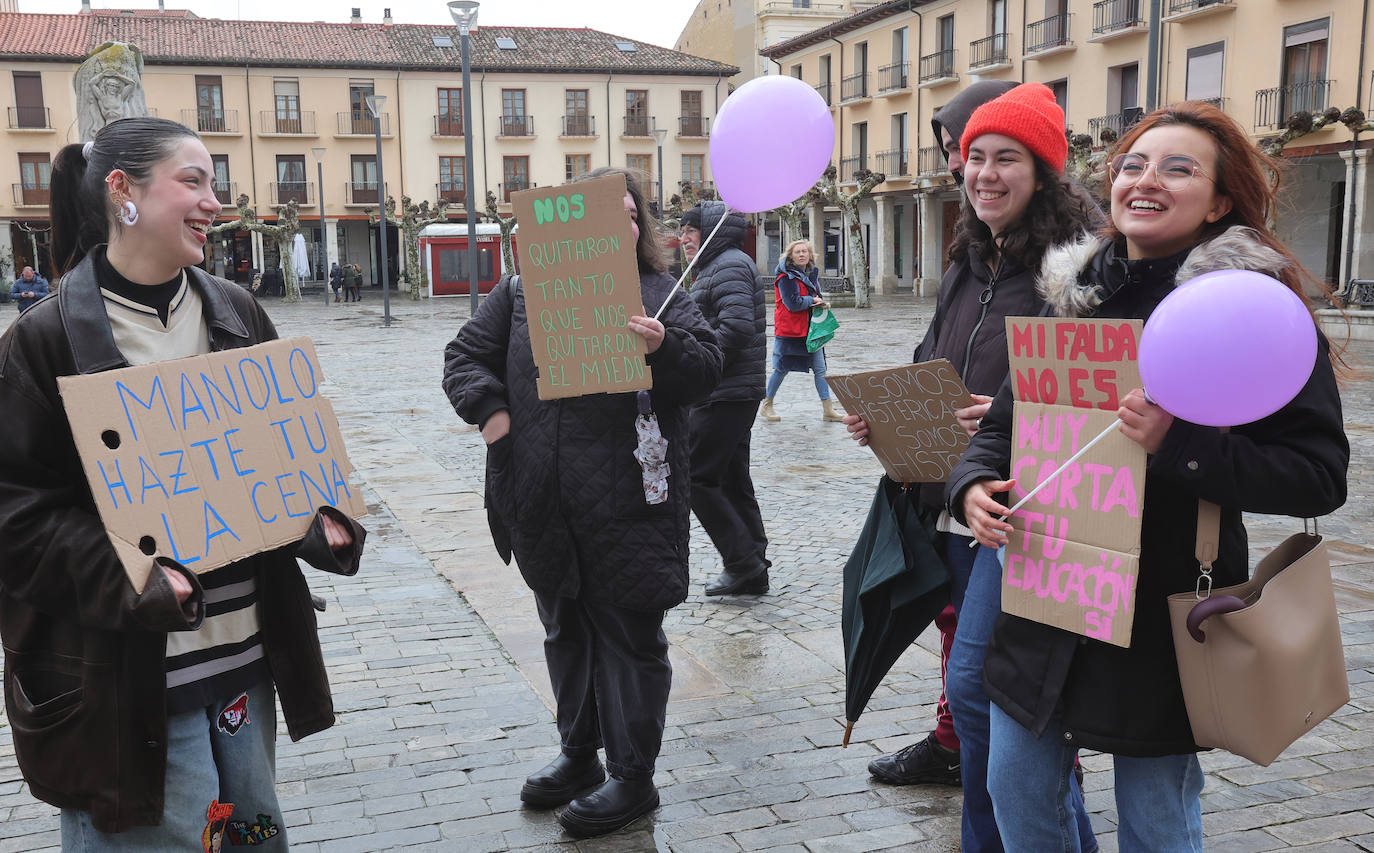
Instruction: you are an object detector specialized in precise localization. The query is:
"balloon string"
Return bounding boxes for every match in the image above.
[651,212,729,322]
[969,417,1123,548]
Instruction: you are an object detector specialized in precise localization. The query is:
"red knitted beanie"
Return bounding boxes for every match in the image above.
[960,82,1068,175]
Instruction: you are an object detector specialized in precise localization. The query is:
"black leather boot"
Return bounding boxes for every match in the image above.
[705,565,769,596]
[520,752,606,808]
[557,776,660,837]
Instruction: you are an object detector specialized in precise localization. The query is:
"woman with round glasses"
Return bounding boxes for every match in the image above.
[947,101,1348,850]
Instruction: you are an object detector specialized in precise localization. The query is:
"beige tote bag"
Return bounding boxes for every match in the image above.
[1167,501,1348,766]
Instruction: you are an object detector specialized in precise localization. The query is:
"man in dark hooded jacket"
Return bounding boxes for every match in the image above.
[680,201,771,596]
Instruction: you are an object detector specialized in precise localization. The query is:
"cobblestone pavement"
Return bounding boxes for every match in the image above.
[2,290,1372,852]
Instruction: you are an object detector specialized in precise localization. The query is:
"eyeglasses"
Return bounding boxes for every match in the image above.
[1108,153,1214,192]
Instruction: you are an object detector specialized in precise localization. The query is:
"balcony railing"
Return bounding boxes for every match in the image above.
[437,183,467,205]
[623,115,652,137]
[816,82,833,106]
[213,181,237,206]
[434,114,464,136]
[7,106,52,129]
[1087,107,1144,147]
[269,181,315,207]
[338,111,389,136]
[839,155,866,183]
[1254,80,1333,130]
[1165,0,1233,15]
[679,115,710,137]
[876,148,911,177]
[500,115,534,137]
[681,179,715,196]
[1194,96,1226,111]
[1093,0,1144,34]
[841,71,870,101]
[502,179,529,203]
[562,114,596,136]
[918,49,956,83]
[917,145,948,176]
[878,62,910,92]
[970,33,1010,68]
[1026,13,1072,53]
[12,183,49,206]
[259,110,316,135]
[182,108,239,134]
[346,181,388,206]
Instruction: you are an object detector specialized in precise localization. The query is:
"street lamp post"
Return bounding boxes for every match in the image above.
[365,93,391,327]
[448,0,482,315]
[651,125,668,217]
[311,146,328,306]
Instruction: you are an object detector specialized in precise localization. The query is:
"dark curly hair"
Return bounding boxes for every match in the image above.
[948,157,1104,268]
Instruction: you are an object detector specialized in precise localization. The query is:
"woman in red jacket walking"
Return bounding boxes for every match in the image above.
[761,239,843,423]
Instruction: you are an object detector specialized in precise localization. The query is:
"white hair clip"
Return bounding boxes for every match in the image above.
[82,140,94,160]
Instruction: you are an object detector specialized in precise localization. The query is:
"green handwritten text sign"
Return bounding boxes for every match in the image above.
[511,173,652,399]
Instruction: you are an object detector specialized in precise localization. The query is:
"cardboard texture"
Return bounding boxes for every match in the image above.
[58,337,366,591]
[1006,317,1143,412]
[1003,316,1147,648]
[1006,404,1144,647]
[510,173,653,400]
[825,359,971,483]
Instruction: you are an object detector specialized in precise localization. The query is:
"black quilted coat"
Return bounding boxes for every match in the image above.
[442,270,723,611]
[688,201,767,403]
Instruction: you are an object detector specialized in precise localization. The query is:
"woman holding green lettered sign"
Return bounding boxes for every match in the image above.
[0,117,365,849]
[443,167,722,839]
[950,102,1348,850]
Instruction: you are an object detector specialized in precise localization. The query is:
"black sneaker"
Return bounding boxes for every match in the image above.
[867,732,961,786]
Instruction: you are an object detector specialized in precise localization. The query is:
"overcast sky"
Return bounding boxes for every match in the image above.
[28,0,701,49]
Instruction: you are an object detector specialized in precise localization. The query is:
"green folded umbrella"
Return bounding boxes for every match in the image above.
[841,477,952,746]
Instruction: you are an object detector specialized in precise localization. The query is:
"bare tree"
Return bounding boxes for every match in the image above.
[481,190,519,275]
[372,195,450,300]
[209,194,303,302]
[812,165,885,309]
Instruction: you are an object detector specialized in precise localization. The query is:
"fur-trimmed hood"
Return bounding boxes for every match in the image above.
[1037,225,1292,318]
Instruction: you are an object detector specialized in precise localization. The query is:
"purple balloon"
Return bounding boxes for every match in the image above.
[1139,270,1317,427]
[709,76,834,213]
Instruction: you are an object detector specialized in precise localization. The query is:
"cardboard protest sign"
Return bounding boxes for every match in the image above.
[1006,317,1143,412]
[1002,317,1146,648]
[510,173,652,400]
[825,359,971,483]
[1005,404,1143,646]
[58,337,366,592]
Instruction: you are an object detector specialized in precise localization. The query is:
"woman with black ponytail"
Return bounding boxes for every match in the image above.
[0,117,365,848]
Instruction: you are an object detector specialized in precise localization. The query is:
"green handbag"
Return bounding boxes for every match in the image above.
[807,306,839,353]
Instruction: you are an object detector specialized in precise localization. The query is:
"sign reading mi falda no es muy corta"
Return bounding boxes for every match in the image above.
[1003,317,1146,648]
[510,173,653,400]
[58,337,367,593]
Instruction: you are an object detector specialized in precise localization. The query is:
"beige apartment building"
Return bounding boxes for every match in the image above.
[0,7,734,288]
[761,0,1373,297]
[676,0,880,84]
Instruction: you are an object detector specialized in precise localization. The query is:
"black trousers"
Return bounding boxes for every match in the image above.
[532,592,671,781]
[689,400,769,573]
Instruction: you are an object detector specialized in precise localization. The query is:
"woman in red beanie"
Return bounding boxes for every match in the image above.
[950,101,1347,851]
[847,81,1103,853]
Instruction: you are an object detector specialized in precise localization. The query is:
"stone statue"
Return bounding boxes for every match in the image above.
[75,42,149,141]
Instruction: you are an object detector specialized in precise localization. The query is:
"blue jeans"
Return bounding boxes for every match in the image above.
[62,681,285,851]
[947,545,1095,853]
[765,347,829,399]
[989,703,1204,852]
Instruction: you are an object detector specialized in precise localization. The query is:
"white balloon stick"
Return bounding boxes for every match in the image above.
[969,416,1123,548]
[651,211,729,322]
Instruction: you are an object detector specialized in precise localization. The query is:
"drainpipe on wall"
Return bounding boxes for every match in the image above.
[394,70,404,200]
[606,73,614,164]
[1145,0,1161,110]
[244,65,257,209]
[480,72,489,195]
[1341,0,1371,291]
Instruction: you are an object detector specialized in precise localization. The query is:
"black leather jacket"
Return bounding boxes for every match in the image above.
[0,253,363,831]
